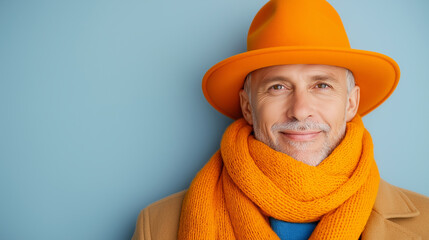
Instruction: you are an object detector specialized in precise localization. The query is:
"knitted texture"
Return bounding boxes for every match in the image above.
[178,115,380,240]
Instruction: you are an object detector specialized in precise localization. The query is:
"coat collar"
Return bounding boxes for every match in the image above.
[362,179,421,240]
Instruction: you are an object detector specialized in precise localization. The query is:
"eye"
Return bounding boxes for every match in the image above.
[270,84,285,90]
[315,83,331,89]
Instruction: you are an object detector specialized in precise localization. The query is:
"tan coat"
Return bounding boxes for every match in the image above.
[132,179,429,240]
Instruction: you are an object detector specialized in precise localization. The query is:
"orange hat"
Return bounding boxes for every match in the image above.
[202,0,400,119]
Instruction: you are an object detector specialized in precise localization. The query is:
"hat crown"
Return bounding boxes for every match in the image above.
[247,0,350,51]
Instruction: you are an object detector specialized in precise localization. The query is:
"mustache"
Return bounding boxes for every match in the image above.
[271,120,331,132]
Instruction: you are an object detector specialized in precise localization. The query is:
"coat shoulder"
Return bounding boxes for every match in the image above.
[131,190,187,240]
[392,186,429,239]
[398,186,429,213]
[363,180,429,240]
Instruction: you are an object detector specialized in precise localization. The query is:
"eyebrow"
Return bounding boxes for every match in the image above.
[311,74,338,82]
[262,74,338,84]
[261,76,290,84]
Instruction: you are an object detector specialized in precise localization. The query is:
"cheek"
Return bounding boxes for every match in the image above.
[255,98,286,123]
[320,100,345,116]
[314,97,347,133]
[253,98,286,137]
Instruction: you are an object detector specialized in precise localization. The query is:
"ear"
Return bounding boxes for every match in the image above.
[345,86,360,122]
[239,89,254,125]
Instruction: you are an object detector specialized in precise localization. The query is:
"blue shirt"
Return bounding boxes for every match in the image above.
[269,218,318,240]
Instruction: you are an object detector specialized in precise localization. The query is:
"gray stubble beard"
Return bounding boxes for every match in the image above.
[252,112,347,166]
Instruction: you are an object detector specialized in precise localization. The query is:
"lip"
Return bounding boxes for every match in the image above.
[280,130,322,141]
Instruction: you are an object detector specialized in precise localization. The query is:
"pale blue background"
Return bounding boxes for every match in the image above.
[1,0,428,239]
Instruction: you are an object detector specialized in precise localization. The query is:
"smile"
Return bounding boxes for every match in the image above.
[280,131,322,141]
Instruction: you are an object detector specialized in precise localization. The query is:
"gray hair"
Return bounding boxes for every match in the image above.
[345,69,355,93]
[243,69,356,103]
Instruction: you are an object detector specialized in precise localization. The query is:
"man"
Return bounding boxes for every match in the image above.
[132,0,429,239]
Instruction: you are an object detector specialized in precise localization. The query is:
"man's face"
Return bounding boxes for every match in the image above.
[239,64,360,166]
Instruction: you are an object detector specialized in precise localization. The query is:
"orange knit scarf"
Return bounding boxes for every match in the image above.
[178,115,380,240]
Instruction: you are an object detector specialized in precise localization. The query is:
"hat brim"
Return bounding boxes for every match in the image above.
[202,46,400,119]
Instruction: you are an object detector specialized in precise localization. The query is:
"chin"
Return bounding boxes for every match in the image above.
[297,156,325,166]
[278,148,327,166]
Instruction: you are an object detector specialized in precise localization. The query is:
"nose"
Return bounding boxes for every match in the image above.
[286,89,314,121]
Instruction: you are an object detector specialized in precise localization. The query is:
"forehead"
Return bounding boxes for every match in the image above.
[251,64,347,82]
